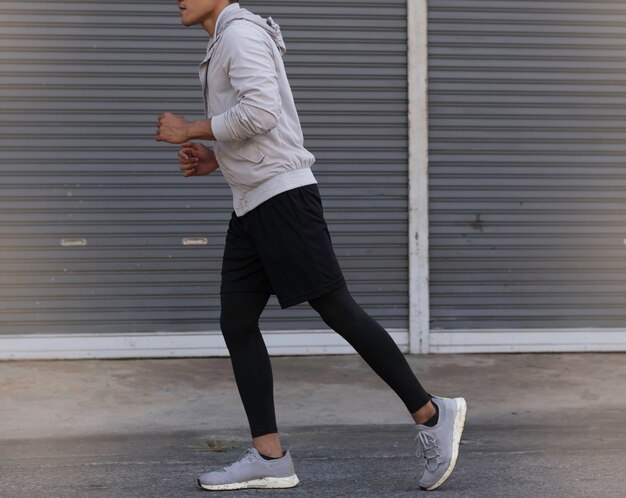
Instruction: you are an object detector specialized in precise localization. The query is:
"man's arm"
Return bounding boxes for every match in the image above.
[188,24,282,142]
[153,113,217,144]
[187,117,216,141]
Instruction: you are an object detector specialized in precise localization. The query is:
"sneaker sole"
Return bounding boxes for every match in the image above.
[420,396,467,491]
[197,473,300,491]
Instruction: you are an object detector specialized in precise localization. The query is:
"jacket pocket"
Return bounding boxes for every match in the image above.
[213,139,267,189]
[227,138,266,164]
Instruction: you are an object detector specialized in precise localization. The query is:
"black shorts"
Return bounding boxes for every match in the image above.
[220,183,347,309]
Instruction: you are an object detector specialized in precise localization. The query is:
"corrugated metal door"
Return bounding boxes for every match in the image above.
[428,1,626,350]
[0,1,409,351]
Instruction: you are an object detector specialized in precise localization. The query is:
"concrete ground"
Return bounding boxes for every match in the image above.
[0,352,624,497]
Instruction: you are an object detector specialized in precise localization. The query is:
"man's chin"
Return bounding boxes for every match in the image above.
[180,15,198,27]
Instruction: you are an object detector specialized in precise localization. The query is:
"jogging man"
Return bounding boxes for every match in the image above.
[156,0,467,491]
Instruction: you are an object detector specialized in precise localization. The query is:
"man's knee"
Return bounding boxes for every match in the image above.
[220,292,268,345]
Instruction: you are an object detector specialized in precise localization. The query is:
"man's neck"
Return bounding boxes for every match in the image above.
[204,2,235,38]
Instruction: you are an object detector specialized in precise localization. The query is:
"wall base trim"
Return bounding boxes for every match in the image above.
[0,329,409,360]
[4,328,620,359]
[429,328,626,353]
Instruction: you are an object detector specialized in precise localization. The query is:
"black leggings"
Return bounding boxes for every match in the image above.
[219,284,433,438]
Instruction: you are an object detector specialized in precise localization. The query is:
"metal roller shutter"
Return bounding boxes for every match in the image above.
[0,0,410,358]
[427,0,626,351]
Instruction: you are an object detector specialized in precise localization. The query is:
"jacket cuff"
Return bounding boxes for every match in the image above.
[211,113,234,142]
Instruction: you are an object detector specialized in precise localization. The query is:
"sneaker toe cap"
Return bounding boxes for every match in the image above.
[197,470,227,486]
[418,473,439,489]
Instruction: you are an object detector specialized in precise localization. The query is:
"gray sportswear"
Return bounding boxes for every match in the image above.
[414,395,467,489]
[197,446,297,488]
[198,3,317,216]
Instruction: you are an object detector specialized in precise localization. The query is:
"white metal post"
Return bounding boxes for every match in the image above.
[407,0,430,354]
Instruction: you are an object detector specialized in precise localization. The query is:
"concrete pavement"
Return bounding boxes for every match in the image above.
[0,352,624,497]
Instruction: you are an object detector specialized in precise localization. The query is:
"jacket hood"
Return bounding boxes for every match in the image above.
[210,4,286,56]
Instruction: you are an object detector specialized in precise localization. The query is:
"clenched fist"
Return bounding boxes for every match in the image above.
[178,141,219,177]
[156,112,190,144]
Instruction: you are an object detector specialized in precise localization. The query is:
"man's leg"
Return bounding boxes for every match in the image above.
[306,283,467,491]
[307,284,437,424]
[220,290,283,457]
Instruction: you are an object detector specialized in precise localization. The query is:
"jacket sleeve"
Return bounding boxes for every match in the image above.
[210,24,282,142]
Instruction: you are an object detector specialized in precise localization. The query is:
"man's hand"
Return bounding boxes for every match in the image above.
[178,141,219,177]
[156,112,191,144]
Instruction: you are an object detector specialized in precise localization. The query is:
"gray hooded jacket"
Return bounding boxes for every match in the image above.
[198,2,317,216]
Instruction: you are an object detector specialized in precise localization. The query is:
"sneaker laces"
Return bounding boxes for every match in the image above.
[220,448,257,472]
[414,430,441,472]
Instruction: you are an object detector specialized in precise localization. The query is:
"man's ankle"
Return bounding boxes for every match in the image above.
[255,446,284,459]
[412,400,437,425]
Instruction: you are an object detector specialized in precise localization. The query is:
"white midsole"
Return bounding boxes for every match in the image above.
[199,473,299,491]
[426,396,468,491]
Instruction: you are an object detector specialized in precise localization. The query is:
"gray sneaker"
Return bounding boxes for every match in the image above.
[414,395,467,490]
[197,446,300,491]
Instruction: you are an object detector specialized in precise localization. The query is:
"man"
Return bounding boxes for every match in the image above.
[156,0,467,492]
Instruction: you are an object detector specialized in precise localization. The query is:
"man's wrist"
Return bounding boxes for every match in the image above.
[187,119,215,141]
